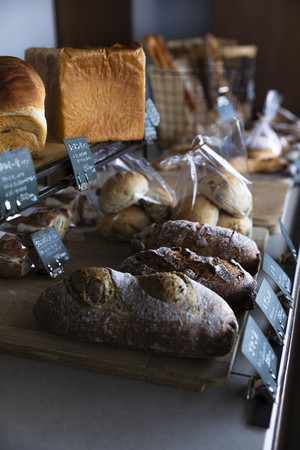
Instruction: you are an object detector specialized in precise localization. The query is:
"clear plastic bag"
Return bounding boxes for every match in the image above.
[171,135,253,236]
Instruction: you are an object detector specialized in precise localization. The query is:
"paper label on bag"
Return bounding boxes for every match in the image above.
[216,95,237,122]
[63,136,97,191]
[31,226,71,278]
[262,252,293,307]
[241,315,277,401]
[0,147,38,217]
[255,279,287,344]
[279,218,298,262]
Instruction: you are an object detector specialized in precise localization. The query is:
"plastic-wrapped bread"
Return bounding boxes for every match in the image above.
[117,247,257,312]
[131,220,261,275]
[33,267,239,358]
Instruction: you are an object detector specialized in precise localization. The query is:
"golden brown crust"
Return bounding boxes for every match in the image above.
[33,266,239,358]
[171,194,219,225]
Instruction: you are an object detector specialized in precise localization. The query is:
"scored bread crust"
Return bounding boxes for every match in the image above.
[33,266,239,358]
[117,247,257,312]
[0,56,47,158]
[131,220,261,275]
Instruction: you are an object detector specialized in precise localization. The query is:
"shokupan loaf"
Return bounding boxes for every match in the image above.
[131,220,261,275]
[117,247,257,312]
[25,42,146,142]
[33,266,239,358]
[0,56,47,158]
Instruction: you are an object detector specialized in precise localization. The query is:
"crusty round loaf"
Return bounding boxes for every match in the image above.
[96,205,151,241]
[198,172,252,218]
[217,212,252,237]
[33,266,239,358]
[0,56,47,158]
[171,194,219,225]
[117,246,257,312]
[131,220,261,275]
[97,171,149,214]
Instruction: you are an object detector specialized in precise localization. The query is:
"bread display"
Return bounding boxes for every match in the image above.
[117,247,257,312]
[96,205,151,241]
[97,171,149,214]
[131,220,261,275]
[171,194,219,225]
[0,56,47,158]
[197,172,252,218]
[25,42,146,142]
[33,266,239,358]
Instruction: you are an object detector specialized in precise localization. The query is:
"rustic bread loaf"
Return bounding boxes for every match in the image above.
[0,230,37,278]
[198,172,252,218]
[117,246,257,312]
[25,42,145,142]
[0,56,47,158]
[131,220,261,275]
[97,171,149,214]
[33,266,239,358]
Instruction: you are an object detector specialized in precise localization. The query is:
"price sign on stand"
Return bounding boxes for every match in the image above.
[0,147,39,218]
[241,315,278,402]
[63,136,97,191]
[31,226,71,278]
[255,279,287,344]
[262,252,293,307]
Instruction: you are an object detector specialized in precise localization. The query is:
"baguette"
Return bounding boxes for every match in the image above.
[117,247,257,312]
[33,266,239,358]
[131,220,261,275]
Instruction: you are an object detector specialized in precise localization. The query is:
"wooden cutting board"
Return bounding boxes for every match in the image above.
[0,226,268,392]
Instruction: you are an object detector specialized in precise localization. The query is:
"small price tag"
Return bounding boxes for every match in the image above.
[279,218,298,262]
[241,315,278,402]
[262,252,293,307]
[144,99,160,142]
[63,136,97,191]
[0,147,39,218]
[216,95,237,123]
[255,279,287,344]
[31,226,71,278]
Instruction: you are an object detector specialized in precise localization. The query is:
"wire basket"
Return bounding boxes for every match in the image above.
[147,38,257,148]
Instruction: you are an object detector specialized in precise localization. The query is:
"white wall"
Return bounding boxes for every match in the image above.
[0,0,56,60]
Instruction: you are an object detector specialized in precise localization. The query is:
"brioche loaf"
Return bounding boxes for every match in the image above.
[0,56,47,158]
[131,220,261,275]
[33,266,239,358]
[117,246,257,312]
[25,42,145,142]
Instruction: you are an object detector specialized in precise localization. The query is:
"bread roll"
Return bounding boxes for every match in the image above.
[117,247,257,312]
[25,42,145,142]
[247,156,288,173]
[0,56,47,158]
[171,194,219,225]
[217,213,252,237]
[96,205,151,241]
[33,267,239,358]
[131,220,261,275]
[98,171,149,214]
[139,186,173,223]
[198,172,252,218]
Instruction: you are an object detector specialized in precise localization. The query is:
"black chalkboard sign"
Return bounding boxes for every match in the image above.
[0,147,39,217]
[31,226,71,278]
[63,136,97,191]
[262,252,293,307]
[241,315,278,402]
[279,218,298,262]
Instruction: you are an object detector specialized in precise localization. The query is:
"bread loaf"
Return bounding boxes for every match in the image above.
[117,247,257,312]
[0,56,47,158]
[217,213,253,237]
[25,42,145,142]
[33,266,239,358]
[171,194,219,225]
[131,220,261,275]
[0,230,36,278]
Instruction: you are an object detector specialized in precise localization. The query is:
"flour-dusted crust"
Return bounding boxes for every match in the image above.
[131,220,261,275]
[117,247,257,312]
[33,266,239,358]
